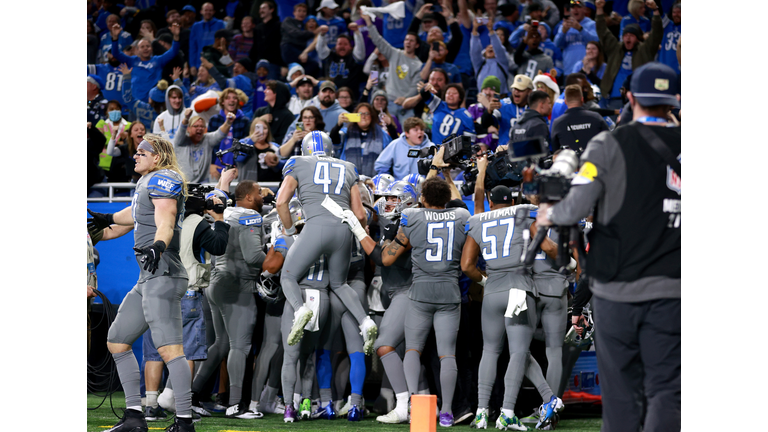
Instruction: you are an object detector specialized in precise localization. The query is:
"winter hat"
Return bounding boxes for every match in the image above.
[157,33,173,45]
[149,80,168,103]
[236,58,254,72]
[532,71,560,101]
[255,59,270,72]
[287,63,305,79]
[481,76,502,94]
[370,89,388,103]
[623,24,644,40]
[539,22,551,38]
[87,74,105,90]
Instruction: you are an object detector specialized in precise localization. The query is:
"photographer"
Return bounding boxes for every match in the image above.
[511,90,552,145]
[551,84,609,152]
[536,62,681,432]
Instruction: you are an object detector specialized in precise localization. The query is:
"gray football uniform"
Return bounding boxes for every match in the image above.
[280,155,369,325]
[400,207,471,303]
[214,207,265,280]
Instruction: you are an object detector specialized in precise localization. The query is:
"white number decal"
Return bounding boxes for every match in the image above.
[307,256,325,281]
[438,115,463,137]
[499,218,515,257]
[387,17,404,30]
[667,213,680,228]
[104,72,123,91]
[525,60,539,78]
[481,217,515,260]
[313,161,346,194]
[426,221,455,262]
[664,32,680,51]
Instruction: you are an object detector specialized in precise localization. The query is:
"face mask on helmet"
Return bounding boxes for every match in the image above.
[380,180,418,219]
[301,130,333,156]
[257,273,284,303]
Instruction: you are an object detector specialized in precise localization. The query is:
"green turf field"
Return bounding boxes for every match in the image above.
[87,393,602,431]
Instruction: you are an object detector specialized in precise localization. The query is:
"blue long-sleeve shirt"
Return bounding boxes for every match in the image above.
[470,31,509,94]
[189,18,226,69]
[120,74,158,131]
[374,134,433,180]
[456,24,489,75]
[553,17,599,74]
[112,39,179,102]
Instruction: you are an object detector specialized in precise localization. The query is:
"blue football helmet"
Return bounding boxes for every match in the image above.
[372,173,395,196]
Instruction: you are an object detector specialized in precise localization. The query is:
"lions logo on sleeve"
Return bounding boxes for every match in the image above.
[239,213,262,227]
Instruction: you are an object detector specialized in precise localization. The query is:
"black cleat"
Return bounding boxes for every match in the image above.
[105,408,148,432]
[164,417,195,431]
[145,405,168,421]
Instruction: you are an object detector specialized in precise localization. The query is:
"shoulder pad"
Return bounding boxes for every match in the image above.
[147,170,183,198]
[283,158,297,175]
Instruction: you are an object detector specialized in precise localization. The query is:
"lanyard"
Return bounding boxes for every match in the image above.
[635,116,672,125]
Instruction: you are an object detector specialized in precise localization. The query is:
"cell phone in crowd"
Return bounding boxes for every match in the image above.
[255,123,264,135]
[370,70,379,82]
[432,41,440,51]
[296,121,304,132]
[476,16,489,25]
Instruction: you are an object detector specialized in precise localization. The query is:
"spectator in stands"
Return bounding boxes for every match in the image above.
[189,3,225,76]
[659,2,681,75]
[174,108,232,183]
[87,121,107,191]
[95,99,131,175]
[253,80,293,144]
[494,74,533,147]
[511,90,551,145]
[370,88,402,136]
[382,0,416,49]
[420,40,462,84]
[288,76,316,115]
[279,106,325,158]
[250,1,283,79]
[331,102,393,177]
[337,87,357,113]
[200,29,234,78]
[310,80,349,132]
[110,23,180,102]
[317,31,366,92]
[550,84,609,152]
[118,65,172,132]
[209,88,251,176]
[189,62,221,99]
[468,76,503,150]
[570,40,606,85]
[153,78,187,140]
[514,27,555,79]
[180,5,197,31]
[88,20,98,64]
[596,0,663,110]
[352,0,383,60]
[363,12,423,125]
[281,3,319,67]
[620,0,652,38]
[157,10,191,60]
[88,52,130,114]
[115,121,145,182]
[401,68,450,127]
[510,22,565,78]
[235,119,282,182]
[99,14,133,63]
[470,17,510,101]
[419,82,476,145]
[316,0,348,50]
[228,16,254,62]
[533,72,560,118]
[554,0,599,76]
[494,3,524,35]
[374,117,434,180]
[493,27,516,71]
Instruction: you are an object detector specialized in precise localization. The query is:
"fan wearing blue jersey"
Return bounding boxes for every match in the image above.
[383,0,416,49]
[419,83,475,145]
[88,54,129,111]
[316,0,348,50]
[494,75,533,147]
[658,2,681,75]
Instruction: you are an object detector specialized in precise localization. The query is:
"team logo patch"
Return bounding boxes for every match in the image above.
[654,79,669,91]
[666,155,681,195]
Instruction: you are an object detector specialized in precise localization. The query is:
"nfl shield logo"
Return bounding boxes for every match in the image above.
[666,155,681,195]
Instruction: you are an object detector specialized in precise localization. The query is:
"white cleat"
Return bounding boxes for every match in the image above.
[376,408,409,424]
[360,316,379,355]
[287,305,313,346]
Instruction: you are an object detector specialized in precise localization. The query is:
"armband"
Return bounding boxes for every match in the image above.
[369,244,384,267]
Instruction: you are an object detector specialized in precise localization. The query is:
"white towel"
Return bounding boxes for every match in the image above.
[304,289,321,332]
[359,2,405,22]
[321,195,346,219]
[504,288,528,318]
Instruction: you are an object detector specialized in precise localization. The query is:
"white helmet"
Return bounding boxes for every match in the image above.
[301,130,333,156]
[380,180,419,219]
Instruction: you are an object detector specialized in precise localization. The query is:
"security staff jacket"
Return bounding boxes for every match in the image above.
[550,106,610,152]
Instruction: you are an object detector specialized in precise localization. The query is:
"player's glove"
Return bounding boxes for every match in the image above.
[341,209,368,242]
[88,209,115,231]
[382,219,398,241]
[133,240,166,274]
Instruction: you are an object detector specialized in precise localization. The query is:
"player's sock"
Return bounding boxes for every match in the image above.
[403,350,421,395]
[395,392,410,415]
[380,351,408,395]
[167,356,193,418]
[349,352,366,402]
[316,349,333,405]
[112,350,142,411]
[525,353,554,402]
[439,356,457,415]
[146,391,159,408]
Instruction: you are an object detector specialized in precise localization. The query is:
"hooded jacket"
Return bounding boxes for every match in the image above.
[153,83,188,140]
[311,97,349,133]
[597,13,663,99]
[254,82,293,144]
[511,108,550,144]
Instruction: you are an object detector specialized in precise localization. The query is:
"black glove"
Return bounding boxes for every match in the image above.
[87,221,104,245]
[88,209,115,231]
[133,241,166,274]
[382,219,399,241]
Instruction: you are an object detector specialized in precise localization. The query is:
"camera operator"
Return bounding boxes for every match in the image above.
[536,62,680,432]
[511,90,552,145]
[550,84,609,152]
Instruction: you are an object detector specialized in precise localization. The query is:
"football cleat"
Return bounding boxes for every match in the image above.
[348,405,364,422]
[376,408,409,424]
[470,408,489,429]
[190,394,211,417]
[519,409,539,424]
[311,401,336,420]
[300,398,312,420]
[164,417,195,432]
[225,403,263,419]
[439,412,454,427]
[284,405,298,423]
[360,316,378,355]
[536,397,563,430]
[145,405,168,422]
[288,306,313,346]
[496,412,527,431]
[104,408,148,432]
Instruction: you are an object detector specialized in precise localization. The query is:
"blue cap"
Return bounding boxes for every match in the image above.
[182,5,196,13]
[304,15,317,23]
[583,1,596,11]
[87,74,105,90]
[630,62,680,108]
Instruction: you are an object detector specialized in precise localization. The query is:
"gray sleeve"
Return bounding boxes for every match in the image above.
[174,124,189,147]
[205,129,227,147]
[366,23,395,60]
[238,224,266,267]
[352,30,366,63]
[549,181,602,225]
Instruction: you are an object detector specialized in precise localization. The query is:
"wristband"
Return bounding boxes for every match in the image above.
[153,240,167,253]
[285,225,296,235]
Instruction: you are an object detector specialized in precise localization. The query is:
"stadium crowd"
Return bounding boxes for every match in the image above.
[87,0,681,431]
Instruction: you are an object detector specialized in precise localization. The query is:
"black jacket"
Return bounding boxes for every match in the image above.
[511,108,550,144]
[250,17,283,66]
[551,106,609,152]
[254,81,293,143]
